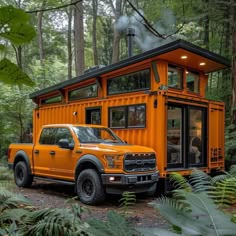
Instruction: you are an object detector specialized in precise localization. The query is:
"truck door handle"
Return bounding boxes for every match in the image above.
[34,150,39,154]
[49,151,55,155]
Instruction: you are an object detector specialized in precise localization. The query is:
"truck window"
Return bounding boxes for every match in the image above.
[39,128,57,145]
[55,128,74,145]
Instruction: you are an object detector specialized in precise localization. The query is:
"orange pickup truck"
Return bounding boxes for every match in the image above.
[8,124,159,205]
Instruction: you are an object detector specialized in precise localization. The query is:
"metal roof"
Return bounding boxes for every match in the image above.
[30,39,230,99]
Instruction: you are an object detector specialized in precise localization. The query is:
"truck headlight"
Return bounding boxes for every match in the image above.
[105,155,121,168]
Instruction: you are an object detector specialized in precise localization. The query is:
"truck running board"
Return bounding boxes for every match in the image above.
[34,176,75,186]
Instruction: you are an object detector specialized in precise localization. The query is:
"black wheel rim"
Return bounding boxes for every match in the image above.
[17,167,24,181]
[82,179,94,196]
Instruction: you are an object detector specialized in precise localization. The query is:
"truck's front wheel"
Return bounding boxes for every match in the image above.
[14,161,33,187]
[76,169,105,205]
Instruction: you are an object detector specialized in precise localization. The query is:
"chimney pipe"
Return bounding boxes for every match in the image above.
[126,28,135,57]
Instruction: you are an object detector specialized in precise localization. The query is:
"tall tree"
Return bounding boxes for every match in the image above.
[110,0,123,63]
[231,1,236,125]
[37,0,47,65]
[92,0,98,65]
[74,0,85,76]
[67,3,73,79]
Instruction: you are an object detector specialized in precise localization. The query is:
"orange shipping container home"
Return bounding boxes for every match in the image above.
[30,39,229,187]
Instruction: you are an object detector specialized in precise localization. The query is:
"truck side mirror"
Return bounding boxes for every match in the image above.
[58,139,74,150]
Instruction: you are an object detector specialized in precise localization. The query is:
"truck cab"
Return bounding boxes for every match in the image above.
[8,124,158,205]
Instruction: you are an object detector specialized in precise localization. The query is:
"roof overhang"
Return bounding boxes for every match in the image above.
[30,39,230,99]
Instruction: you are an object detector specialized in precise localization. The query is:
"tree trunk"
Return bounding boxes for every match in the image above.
[230,3,236,125]
[92,0,98,65]
[74,0,85,76]
[203,0,209,49]
[110,0,122,63]
[37,0,47,65]
[67,4,73,80]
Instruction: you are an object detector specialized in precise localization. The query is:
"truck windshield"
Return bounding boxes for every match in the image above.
[72,126,124,144]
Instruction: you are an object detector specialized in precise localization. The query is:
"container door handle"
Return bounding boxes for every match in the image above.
[49,151,55,155]
[34,150,39,154]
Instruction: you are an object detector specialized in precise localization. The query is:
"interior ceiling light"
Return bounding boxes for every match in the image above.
[200,62,206,66]
[181,56,188,59]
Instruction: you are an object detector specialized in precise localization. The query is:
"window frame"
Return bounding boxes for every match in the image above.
[68,83,98,101]
[41,95,62,105]
[107,68,151,96]
[168,64,184,90]
[109,104,146,129]
[186,70,200,94]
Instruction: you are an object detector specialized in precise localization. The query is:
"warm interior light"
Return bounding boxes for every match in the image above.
[186,71,189,74]
[200,62,206,66]
[181,56,188,59]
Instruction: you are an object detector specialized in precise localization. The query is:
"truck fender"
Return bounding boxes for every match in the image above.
[74,154,104,179]
[14,150,32,175]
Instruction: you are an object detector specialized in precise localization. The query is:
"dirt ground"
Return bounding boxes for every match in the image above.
[13,180,170,229]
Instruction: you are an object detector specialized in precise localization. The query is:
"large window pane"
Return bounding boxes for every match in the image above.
[128,105,145,127]
[167,106,182,165]
[189,109,203,165]
[41,95,62,105]
[186,71,200,93]
[69,84,98,100]
[109,104,146,129]
[168,65,183,89]
[109,107,126,128]
[107,69,150,95]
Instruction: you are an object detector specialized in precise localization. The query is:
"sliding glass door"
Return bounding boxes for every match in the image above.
[167,103,207,169]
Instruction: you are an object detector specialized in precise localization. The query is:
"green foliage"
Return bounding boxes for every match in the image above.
[0,188,31,212]
[19,205,88,236]
[88,210,137,236]
[148,190,236,236]
[0,5,36,45]
[169,172,192,191]
[0,58,35,86]
[118,191,136,215]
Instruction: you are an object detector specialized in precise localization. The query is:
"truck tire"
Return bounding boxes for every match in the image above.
[76,169,105,205]
[14,161,33,187]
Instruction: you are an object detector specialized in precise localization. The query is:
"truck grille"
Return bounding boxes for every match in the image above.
[124,153,156,172]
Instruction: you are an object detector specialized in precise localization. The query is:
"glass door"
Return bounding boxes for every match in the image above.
[188,107,207,167]
[167,105,184,168]
[167,104,207,169]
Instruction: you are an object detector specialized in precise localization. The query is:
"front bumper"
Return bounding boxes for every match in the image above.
[101,171,159,194]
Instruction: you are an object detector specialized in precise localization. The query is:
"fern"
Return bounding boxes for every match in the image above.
[88,210,137,236]
[0,166,13,181]
[118,191,136,215]
[150,190,236,235]
[169,172,192,191]
[189,169,213,193]
[210,178,236,205]
[19,206,88,236]
[0,188,31,212]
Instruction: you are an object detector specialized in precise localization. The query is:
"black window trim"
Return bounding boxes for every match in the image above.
[107,68,151,96]
[41,95,62,105]
[68,83,98,101]
[108,103,146,129]
[168,64,184,90]
[186,69,200,94]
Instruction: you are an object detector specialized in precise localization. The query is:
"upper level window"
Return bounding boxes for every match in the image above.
[41,95,62,105]
[186,70,200,93]
[168,65,183,89]
[107,69,150,95]
[69,84,98,101]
